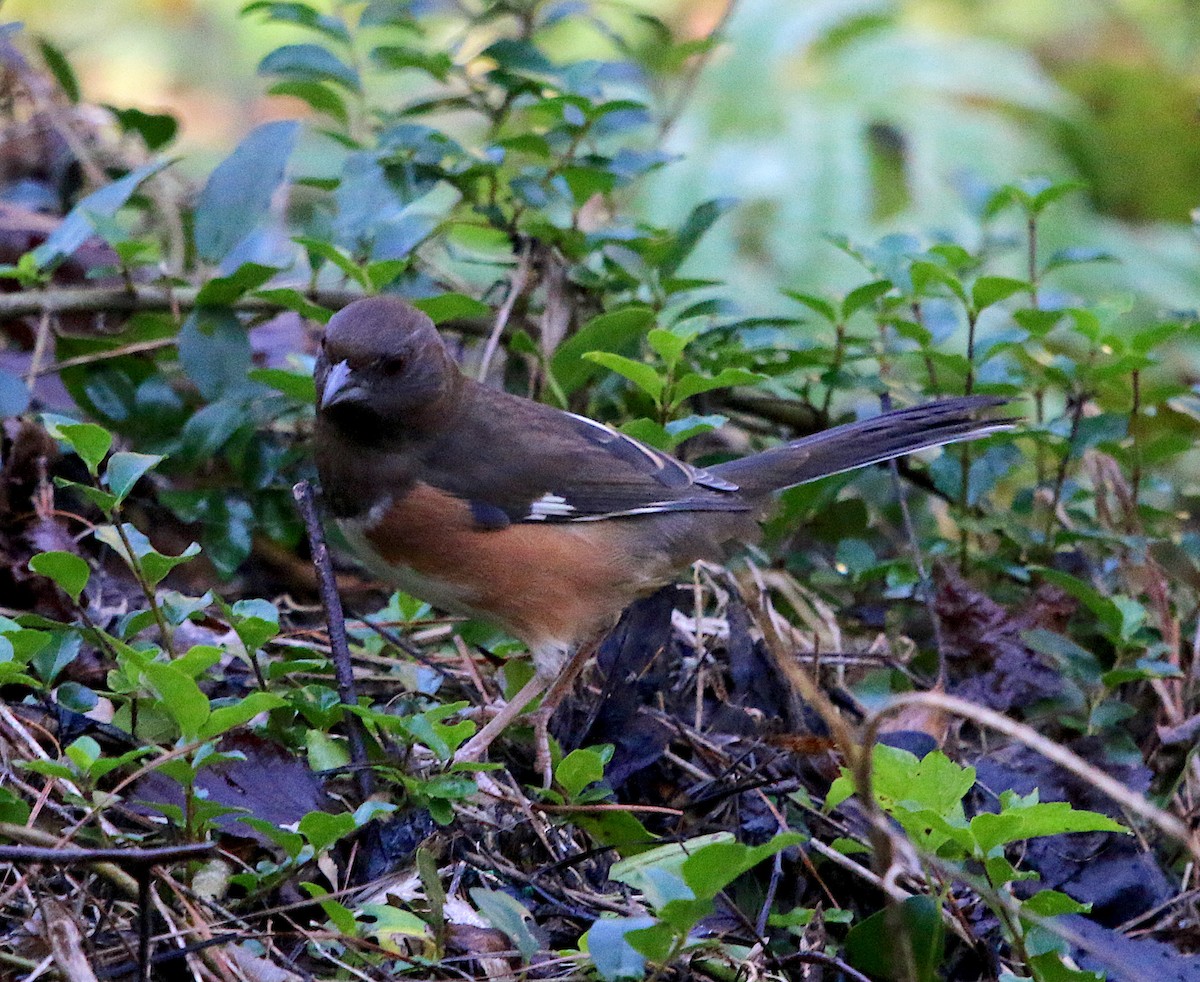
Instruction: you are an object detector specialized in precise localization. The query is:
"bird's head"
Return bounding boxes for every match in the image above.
[315,296,461,442]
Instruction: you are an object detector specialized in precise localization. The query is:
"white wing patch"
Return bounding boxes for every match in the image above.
[526,492,577,520]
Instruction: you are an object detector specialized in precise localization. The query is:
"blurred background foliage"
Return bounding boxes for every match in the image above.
[9,0,1200,307]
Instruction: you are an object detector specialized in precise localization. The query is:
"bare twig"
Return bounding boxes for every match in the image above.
[293,479,375,800]
[476,240,533,381]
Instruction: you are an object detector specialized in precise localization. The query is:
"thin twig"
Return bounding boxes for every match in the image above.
[0,842,214,867]
[0,284,358,319]
[476,240,532,381]
[293,480,375,800]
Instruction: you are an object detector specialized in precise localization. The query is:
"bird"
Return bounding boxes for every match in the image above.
[313,295,1014,781]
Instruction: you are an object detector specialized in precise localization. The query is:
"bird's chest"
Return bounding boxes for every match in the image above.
[337,496,482,616]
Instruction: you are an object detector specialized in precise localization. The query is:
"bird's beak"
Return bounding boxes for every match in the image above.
[320,359,364,410]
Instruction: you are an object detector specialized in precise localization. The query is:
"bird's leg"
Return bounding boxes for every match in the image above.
[453,673,548,765]
[530,639,600,788]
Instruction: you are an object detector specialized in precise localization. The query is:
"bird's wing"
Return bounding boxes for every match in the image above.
[417,385,749,527]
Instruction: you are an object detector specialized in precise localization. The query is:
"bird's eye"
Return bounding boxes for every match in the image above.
[379,356,405,376]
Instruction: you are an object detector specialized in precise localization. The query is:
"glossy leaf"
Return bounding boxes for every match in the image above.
[29,552,89,603]
[194,121,300,263]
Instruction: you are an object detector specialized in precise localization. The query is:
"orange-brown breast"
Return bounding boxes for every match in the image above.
[345,482,668,652]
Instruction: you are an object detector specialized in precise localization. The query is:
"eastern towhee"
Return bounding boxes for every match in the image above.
[313,296,1013,777]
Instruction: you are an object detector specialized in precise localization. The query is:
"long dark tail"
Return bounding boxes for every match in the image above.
[708,395,1016,495]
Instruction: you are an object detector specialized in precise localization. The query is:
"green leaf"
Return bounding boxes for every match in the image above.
[194,121,300,263]
[31,631,82,684]
[32,160,171,269]
[672,367,767,403]
[1022,890,1090,918]
[93,523,201,587]
[783,290,837,323]
[845,896,944,982]
[267,80,348,124]
[242,1,350,41]
[295,236,366,287]
[248,368,317,403]
[195,262,279,306]
[140,660,210,740]
[104,452,164,503]
[646,328,688,369]
[842,279,893,318]
[229,598,280,652]
[585,916,655,981]
[583,352,664,401]
[370,45,453,81]
[53,422,112,475]
[29,552,90,603]
[299,810,356,853]
[556,745,612,799]
[679,832,804,899]
[660,198,735,275]
[255,287,335,323]
[306,730,350,771]
[199,692,286,740]
[258,43,361,91]
[470,889,539,961]
[37,39,81,102]
[972,276,1029,311]
[106,106,178,150]
[552,306,655,395]
[412,293,491,324]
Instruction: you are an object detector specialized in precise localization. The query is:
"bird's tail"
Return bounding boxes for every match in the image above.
[707,395,1016,496]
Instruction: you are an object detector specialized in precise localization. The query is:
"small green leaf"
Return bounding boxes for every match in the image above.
[258,43,361,91]
[140,660,210,740]
[37,39,81,102]
[29,552,90,603]
[412,293,491,324]
[94,524,201,587]
[646,328,688,369]
[585,916,654,981]
[195,263,279,306]
[199,692,286,740]
[583,352,664,401]
[672,367,766,403]
[104,452,164,503]
[556,745,612,799]
[552,306,655,395]
[679,832,804,899]
[55,422,112,475]
[253,288,333,323]
[306,730,351,771]
[1022,890,1090,918]
[300,810,356,853]
[845,895,944,982]
[230,598,281,651]
[248,368,317,403]
[842,279,893,318]
[783,290,837,322]
[470,889,539,961]
[972,276,1029,311]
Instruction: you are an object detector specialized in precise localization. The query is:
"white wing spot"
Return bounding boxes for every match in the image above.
[527,493,576,520]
